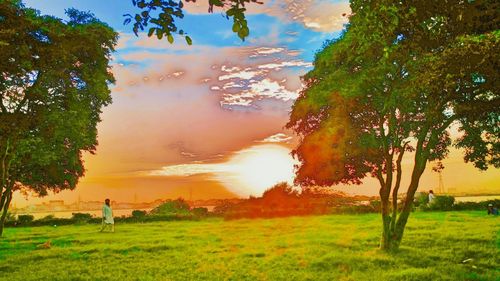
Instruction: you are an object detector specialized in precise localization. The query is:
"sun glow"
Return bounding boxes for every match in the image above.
[151,144,298,197]
[221,144,298,196]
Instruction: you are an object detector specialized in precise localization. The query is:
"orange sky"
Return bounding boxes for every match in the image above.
[12,1,500,208]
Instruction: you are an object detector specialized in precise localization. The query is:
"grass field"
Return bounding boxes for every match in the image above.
[0,211,498,281]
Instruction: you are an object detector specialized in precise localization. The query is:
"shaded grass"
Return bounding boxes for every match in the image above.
[0,211,498,280]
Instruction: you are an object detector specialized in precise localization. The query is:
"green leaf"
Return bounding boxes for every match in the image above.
[148,28,155,37]
[238,26,249,40]
[209,0,223,7]
[185,36,192,45]
[167,34,174,44]
[232,22,240,33]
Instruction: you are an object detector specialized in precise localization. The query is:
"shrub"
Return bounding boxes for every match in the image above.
[150,198,191,215]
[334,204,378,214]
[39,215,56,221]
[4,212,16,223]
[262,182,298,199]
[213,200,237,216]
[131,210,147,218]
[191,207,209,217]
[17,214,34,225]
[428,196,455,211]
[71,213,93,223]
[414,192,429,208]
[370,200,381,212]
[453,199,500,211]
[31,217,74,227]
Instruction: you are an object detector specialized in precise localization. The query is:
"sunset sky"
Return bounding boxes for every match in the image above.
[13,0,499,207]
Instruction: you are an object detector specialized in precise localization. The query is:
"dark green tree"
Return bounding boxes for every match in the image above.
[0,1,117,235]
[287,0,499,251]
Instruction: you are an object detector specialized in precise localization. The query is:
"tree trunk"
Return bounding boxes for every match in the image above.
[0,190,12,236]
[380,212,395,251]
[380,204,408,251]
[380,200,400,251]
[383,153,427,251]
[0,139,12,237]
[0,189,12,237]
[380,191,400,251]
[379,142,427,252]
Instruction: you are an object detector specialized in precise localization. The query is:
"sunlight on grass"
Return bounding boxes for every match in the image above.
[0,211,498,280]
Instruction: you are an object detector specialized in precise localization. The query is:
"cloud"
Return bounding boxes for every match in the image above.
[217,78,299,107]
[150,163,221,177]
[168,141,198,159]
[276,0,351,32]
[114,35,311,109]
[150,144,298,197]
[249,47,286,57]
[207,46,310,108]
[259,133,293,143]
[218,69,264,81]
[182,0,351,33]
[257,60,312,70]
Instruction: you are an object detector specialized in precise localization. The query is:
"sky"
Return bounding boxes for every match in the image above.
[12,0,499,207]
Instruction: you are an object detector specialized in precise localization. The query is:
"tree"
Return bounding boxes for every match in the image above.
[262,182,298,200]
[124,0,263,43]
[0,0,257,236]
[0,1,117,235]
[287,0,499,251]
[150,198,191,215]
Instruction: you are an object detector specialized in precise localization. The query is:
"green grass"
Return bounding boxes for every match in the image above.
[0,211,498,281]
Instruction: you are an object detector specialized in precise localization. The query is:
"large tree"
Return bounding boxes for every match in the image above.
[0,1,117,235]
[0,0,257,235]
[287,0,499,251]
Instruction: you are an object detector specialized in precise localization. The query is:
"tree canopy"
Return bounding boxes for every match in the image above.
[287,0,499,250]
[124,0,263,44]
[0,1,117,234]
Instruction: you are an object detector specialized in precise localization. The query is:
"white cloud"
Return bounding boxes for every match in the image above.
[219,78,300,107]
[218,69,264,81]
[275,0,350,32]
[149,144,298,197]
[258,60,312,70]
[209,46,310,108]
[182,0,351,33]
[260,133,293,143]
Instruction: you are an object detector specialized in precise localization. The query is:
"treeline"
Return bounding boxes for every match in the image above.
[5,199,208,228]
[215,184,499,219]
[214,183,380,219]
[414,192,500,212]
[6,184,499,227]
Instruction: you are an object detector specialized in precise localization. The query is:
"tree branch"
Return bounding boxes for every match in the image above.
[15,71,43,113]
[376,168,386,193]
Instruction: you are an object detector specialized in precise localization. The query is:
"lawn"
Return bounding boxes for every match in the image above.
[0,211,498,281]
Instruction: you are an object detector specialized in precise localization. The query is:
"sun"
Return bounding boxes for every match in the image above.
[150,144,298,198]
[216,144,298,197]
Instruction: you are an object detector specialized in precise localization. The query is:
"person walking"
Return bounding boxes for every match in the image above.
[100,198,115,232]
[428,190,436,205]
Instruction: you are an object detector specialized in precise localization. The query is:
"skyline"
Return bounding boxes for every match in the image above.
[12,0,500,207]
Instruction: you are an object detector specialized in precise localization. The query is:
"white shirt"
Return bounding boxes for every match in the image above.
[428,193,436,204]
[102,204,114,224]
